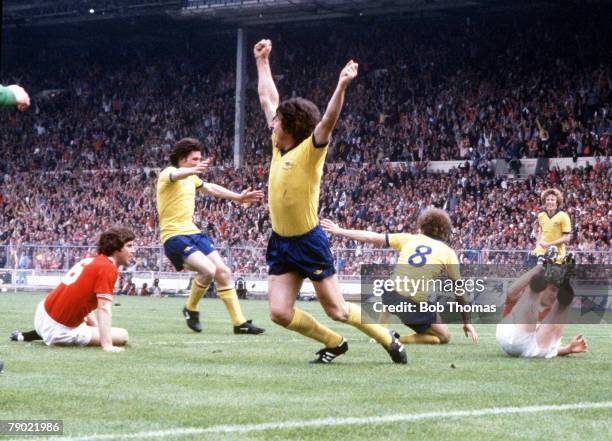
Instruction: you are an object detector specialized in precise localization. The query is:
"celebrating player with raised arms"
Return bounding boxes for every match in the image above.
[255,38,406,364]
[156,137,265,335]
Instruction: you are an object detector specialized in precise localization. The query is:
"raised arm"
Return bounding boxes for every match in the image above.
[313,60,358,145]
[506,265,544,303]
[254,39,279,127]
[320,219,386,246]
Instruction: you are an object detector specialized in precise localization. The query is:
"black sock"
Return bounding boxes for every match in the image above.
[22,330,42,341]
[529,274,547,293]
[557,281,575,306]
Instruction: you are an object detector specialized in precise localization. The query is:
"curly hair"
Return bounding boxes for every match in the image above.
[276,98,321,145]
[416,208,452,242]
[170,137,202,167]
[540,188,564,207]
[97,226,135,256]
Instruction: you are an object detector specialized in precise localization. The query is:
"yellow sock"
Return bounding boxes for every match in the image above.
[400,333,441,345]
[186,278,209,311]
[287,308,343,348]
[346,303,392,347]
[217,286,247,326]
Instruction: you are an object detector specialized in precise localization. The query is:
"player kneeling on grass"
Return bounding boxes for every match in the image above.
[321,209,479,346]
[10,227,135,353]
[496,250,587,358]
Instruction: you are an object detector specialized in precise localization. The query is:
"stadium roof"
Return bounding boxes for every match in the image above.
[3,0,599,29]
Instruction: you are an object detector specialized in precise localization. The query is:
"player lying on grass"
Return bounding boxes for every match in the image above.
[255,38,406,363]
[10,227,135,353]
[496,249,587,358]
[156,137,265,335]
[321,208,479,346]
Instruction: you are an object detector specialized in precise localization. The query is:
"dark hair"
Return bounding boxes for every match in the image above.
[170,137,202,167]
[416,208,452,242]
[276,98,321,144]
[97,226,135,256]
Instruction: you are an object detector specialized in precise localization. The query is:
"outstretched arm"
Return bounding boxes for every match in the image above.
[313,60,358,145]
[320,219,386,246]
[254,39,279,127]
[169,159,212,181]
[557,334,588,356]
[201,183,264,205]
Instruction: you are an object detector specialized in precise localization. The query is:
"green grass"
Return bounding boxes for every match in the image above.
[0,293,610,441]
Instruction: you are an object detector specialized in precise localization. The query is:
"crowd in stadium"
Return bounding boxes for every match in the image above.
[1,13,611,175]
[0,12,610,275]
[1,157,609,274]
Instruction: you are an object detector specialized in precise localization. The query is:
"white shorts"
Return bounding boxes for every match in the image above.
[496,323,560,359]
[34,301,92,347]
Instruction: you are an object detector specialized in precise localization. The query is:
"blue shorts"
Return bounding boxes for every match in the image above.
[266,225,335,281]
[163,233,215,271]
[382,289,437,334]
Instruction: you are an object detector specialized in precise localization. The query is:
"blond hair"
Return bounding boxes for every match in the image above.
[540,188,564,207]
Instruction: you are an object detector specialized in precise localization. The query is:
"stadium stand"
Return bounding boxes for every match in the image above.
[1,11,610,277]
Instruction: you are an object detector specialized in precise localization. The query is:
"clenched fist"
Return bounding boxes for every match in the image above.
[254,39,272,60]
[338,60,358,87]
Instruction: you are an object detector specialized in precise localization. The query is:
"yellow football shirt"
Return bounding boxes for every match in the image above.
[268,133,328,237]
[534,210,571,258]
[387,233,460,303]
[156,167,203,243]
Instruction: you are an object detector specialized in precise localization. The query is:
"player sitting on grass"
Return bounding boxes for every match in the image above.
[156,137,265,335]
[10,227,135,353]
[496,248,587,358]
[321,208,479,346]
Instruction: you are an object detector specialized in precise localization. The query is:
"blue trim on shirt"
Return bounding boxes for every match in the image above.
[312,133,328,148]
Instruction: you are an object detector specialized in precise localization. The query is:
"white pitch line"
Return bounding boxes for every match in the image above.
[7,401,612,441]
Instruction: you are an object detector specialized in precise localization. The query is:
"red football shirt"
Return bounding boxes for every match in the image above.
[44,255,117,327]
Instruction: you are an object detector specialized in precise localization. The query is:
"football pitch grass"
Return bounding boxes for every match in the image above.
[1,293,610,441]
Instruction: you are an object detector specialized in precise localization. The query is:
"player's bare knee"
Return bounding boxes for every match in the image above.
[270,307,292,327]
[196,263,216,281]
[195,272,213,286]
[325,305,348,322]
[113,328,129,346]
[438,333,451,344]
[215,265,232,285]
